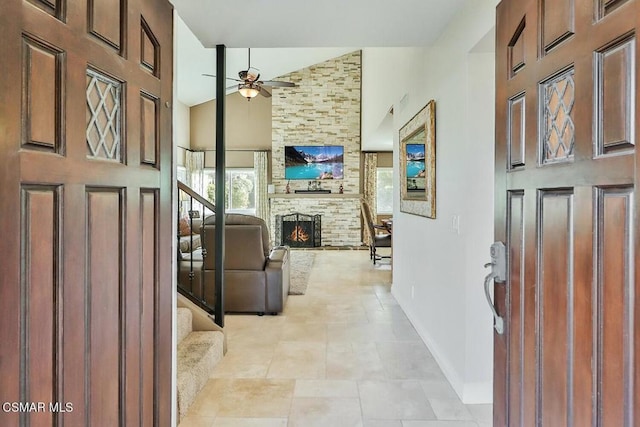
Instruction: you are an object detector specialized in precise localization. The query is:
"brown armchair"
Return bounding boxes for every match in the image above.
[201,214,290,315]
[361,200,391,264]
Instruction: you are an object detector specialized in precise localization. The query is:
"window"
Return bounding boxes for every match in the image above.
[177,166,187,183]
[376,168,393,214]
[200,169,256,215]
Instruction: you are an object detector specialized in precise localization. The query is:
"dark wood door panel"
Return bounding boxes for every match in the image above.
[496,0,638,425]
[1,0,173,426]
[27,0,65,19]
[595,187,635,426]
[21,185,61,427]
[88,0,124,51]
[539,0,576,54]
[86,189,123,425]
[21,34,64,152]
[506,191,525,426]
[140,189,158,426]
[537,190,574,424]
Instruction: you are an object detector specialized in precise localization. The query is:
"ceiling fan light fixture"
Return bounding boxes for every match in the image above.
[238,83,259,99]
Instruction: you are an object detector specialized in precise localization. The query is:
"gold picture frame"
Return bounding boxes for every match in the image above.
[399,100,436,218]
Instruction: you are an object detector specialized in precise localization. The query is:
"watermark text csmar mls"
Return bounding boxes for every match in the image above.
[2,402,74,413]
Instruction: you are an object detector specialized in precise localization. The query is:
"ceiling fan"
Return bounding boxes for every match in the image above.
[203,48,297,100]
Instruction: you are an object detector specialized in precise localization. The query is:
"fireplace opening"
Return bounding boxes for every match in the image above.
[276,213,321,248]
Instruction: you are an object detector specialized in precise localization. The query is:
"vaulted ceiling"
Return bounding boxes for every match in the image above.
[171,0,468,107]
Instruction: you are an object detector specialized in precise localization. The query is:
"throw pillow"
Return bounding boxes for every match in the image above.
[178,217,192,236]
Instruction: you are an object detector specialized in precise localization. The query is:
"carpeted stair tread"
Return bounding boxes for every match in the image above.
[177,330,224,420]
[177,307,193,345]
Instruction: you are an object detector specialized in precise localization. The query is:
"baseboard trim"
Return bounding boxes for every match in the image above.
[391,286,492,404]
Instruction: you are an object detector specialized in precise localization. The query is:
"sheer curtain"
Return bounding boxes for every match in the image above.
[362,152,378,246]
[254,151,269,223]
[185,150,205,194]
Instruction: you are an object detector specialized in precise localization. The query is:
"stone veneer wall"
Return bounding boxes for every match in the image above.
[270,196,361,247]
[270,51,362,246]
[271,51,361,194]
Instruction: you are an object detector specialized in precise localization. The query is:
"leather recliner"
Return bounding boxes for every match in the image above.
[200,214,290,315]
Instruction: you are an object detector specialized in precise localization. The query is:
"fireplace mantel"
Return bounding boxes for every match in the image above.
[269,193,361,199]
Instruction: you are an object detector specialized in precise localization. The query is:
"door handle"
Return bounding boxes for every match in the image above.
[484,242,507,335]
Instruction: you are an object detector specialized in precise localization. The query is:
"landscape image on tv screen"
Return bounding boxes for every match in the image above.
[285,145,344,180]
[406,143,426,191]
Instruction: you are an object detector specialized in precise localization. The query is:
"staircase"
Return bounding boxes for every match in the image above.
[176,294,226,421]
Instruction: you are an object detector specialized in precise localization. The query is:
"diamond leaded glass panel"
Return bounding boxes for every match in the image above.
[86,69,122,161]
[540,69,575,164]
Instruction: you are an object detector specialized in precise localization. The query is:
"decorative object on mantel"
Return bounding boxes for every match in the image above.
[399,100,436,218]
[307,180,322,191]
[285,180,291,194]
[288,251,316,295]
[339,183,344,194]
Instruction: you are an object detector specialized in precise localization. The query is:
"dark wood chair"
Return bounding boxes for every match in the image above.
[361,200,391,264]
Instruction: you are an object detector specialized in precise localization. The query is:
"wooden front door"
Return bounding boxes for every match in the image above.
[494,0,638,425]
[0,0,173,425]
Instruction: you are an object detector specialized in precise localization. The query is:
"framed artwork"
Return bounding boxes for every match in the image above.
[399,100,436,218]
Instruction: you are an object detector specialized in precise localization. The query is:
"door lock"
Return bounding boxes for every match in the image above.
[484,242,506,334]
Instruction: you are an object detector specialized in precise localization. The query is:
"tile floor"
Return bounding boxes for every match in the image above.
[180,250,492,427]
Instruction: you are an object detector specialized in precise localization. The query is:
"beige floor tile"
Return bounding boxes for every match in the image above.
[280,322,328,342]
[389,321,422,341]
[181,251,490,425]
[211,348,275,378]
[326,343,387,380]
[376,342,445,380]
[402,422,479,427]
[267,341,327,379]
[419,380,460,399]
[465,404,492,423]
[211,418,288,427]
[327,323,397,343]
[178,415,215,427]
[186,381,221,418]
[364,421,403,427]
[359,380,436,420]
[288,397,363,427]
[365,307,410,323]
[428,399,474,421]
[187,379,295,418]
[294,379,359,397]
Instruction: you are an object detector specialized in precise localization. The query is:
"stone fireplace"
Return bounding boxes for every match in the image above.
[269,194,361,247]
[268,52,362,247]
[276,213,321,248]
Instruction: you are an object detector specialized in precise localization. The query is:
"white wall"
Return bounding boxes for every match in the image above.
[386,0,498,404]
[462,50,495,399]
[174,100,190,166]
[361,48,426,151]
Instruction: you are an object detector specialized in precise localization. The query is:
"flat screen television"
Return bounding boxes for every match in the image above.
[285,145,344,180]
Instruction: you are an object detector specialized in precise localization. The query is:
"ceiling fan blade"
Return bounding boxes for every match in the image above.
[260,80,296,88]
[202,73,243,82]
[258,86,272,98]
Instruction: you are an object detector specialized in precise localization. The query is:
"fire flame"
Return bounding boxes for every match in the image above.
[289,225,310,242]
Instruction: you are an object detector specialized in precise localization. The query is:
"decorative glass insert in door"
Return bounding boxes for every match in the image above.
[540,68,575,164]
[86,69,122,161]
